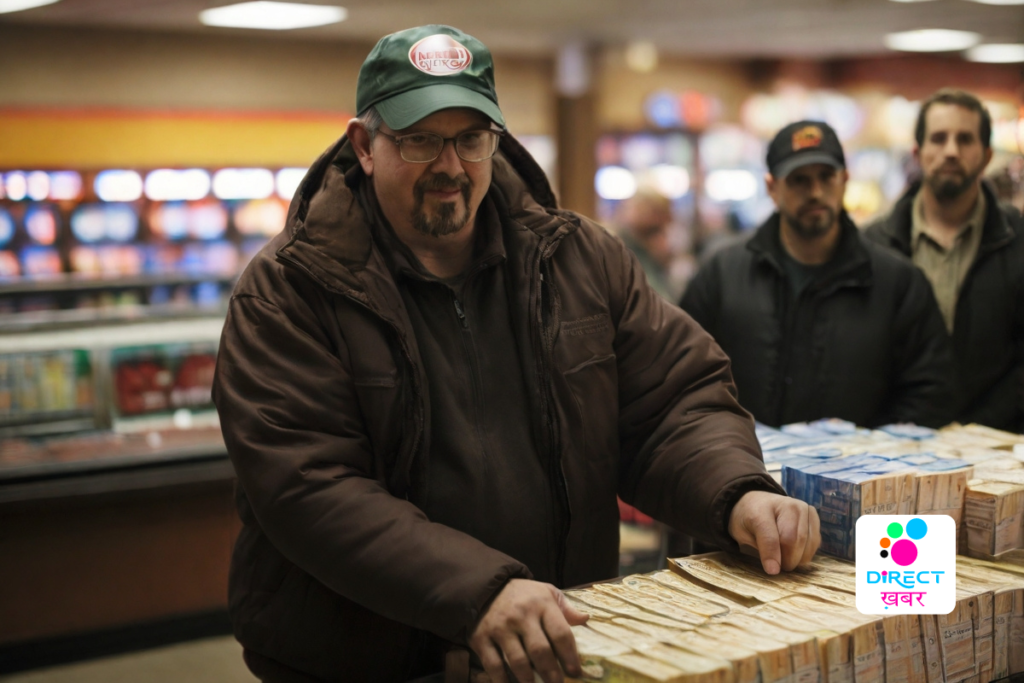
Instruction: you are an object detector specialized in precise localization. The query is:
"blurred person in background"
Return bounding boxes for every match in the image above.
[615,188,694,301]
[214,24,818,683]
[681,120,952,429]
[865,89,1024,432]
[986,156,1024,211]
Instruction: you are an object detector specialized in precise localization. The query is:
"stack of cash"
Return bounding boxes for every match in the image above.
[962,482,1024,557]
[564,551,1024,683]
[755,420,1024,560]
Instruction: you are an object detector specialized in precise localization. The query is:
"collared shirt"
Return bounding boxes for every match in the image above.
[910,190,986,332]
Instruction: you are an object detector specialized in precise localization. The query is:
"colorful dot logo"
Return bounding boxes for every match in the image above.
[880,517,927,566]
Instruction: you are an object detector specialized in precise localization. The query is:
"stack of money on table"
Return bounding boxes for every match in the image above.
[758,420,1024,560]
[565,551,1024,683]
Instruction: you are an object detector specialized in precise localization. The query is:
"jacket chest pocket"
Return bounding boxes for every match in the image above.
[553,313,619,463]
[561,353,619,465]
[555,313,615,370]
[334,303,406,480]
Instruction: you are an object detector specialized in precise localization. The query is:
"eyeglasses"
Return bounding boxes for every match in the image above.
[376,129,503,163]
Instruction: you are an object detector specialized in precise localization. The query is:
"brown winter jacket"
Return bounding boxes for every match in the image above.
[213,132,784,681]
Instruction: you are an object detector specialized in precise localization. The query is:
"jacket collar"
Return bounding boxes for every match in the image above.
[748,210,872,292]
[274,132,574,303]
[879,180,1015,255]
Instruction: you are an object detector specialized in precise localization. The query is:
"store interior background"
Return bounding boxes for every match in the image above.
[0,0,1022,680]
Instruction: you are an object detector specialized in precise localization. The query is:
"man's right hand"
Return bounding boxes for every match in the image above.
[469,578,589,683]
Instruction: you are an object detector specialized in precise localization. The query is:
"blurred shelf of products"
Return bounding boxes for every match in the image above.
[0,166,299,318]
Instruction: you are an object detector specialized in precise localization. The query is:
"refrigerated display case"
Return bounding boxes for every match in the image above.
[0,315,234,664]
[0,317,227,495]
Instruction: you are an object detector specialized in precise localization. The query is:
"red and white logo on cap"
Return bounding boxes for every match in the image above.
[408,34,473,76]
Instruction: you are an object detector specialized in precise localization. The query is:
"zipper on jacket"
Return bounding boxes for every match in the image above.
[452,293,469,329]
[537,249,571,588]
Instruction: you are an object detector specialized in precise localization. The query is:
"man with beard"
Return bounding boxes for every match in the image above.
[865,89,1024,432]
[213,25,819,683]
[681,120,951,428]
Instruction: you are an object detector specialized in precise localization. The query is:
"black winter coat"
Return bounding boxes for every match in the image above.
[680,213,953,428]
[864,182,1024,432]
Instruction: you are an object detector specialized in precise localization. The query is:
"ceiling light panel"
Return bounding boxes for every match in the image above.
[0,0,60,14]
[966,44,1024,62]
[199,1,347,30]
[884,29,981,52]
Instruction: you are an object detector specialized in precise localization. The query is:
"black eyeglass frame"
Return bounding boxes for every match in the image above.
[375,128,504,164]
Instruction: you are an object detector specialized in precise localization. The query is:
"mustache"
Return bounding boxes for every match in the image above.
[414,173,472,199]
[799,201,831,214]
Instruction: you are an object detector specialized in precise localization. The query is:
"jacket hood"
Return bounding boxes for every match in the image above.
[274,131,564,295]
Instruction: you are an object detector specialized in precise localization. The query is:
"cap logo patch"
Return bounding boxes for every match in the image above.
[792,125,824,151]
[409,35,473,76]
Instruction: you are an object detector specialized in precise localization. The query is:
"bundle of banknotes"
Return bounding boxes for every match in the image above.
[758,420,1024,561]
[564,551,1024,683]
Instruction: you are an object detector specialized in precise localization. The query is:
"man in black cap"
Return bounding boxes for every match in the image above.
[865,89,1024,432]
[681,120,952,429]
[214,25,819,683]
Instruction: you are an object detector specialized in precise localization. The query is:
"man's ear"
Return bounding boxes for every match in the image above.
[982,146,994,173]
[347,119,374,177]
[765,172,777,202]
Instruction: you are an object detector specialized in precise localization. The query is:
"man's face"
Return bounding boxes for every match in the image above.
[767,163,847,240]
[916,103,992,202]
[367,108,494,238]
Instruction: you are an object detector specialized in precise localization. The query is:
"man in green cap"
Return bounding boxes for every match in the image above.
[215,24,819,683]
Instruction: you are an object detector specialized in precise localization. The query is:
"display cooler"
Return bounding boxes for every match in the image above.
[0,163,293,670]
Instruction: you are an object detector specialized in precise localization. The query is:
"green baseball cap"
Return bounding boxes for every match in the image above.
[356,25,506,131]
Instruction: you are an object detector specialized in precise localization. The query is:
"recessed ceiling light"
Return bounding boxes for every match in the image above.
[966,43,1024,62]
[199,1,346,30]
[964,0,1024,4]
[625,41,658,73]
[0,0,61,14]
[888,0,938,3]
[884,29,981,52]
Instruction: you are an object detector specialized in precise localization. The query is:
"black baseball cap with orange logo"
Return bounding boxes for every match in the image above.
[766,120,846,179]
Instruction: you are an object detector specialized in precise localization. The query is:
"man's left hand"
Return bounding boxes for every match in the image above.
[727,490,821,575]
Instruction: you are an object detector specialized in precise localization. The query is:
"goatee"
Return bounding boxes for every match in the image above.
[927,164,983,203]
[783,205,836,240]
[411,173,473,238]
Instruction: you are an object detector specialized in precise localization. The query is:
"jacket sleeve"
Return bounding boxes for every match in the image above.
[601,234,785,549]
[880,266,955,428]
[961,272,1024,432]
[213,292,530,646]
[677,255,720,337]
